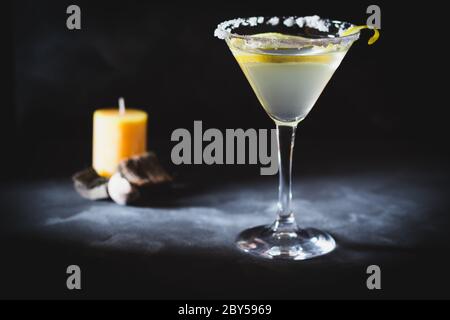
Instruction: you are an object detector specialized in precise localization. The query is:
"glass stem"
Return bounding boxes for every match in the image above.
[273,124,298,233]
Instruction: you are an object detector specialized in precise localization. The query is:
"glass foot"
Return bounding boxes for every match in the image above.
[236,225,336,260]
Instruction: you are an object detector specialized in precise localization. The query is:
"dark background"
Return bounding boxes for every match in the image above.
[10,0,447,177]
[3,0,450,300]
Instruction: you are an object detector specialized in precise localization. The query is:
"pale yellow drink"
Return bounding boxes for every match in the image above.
[228,33,348,125]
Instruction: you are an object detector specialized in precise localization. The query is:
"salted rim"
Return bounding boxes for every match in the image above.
[214,15,360,47]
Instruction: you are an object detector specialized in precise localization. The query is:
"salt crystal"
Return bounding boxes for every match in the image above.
[267,17,279,26]
[293,15,329,32]
[283,17,295,27]
[295,17,305,28]
[248,17,258,26]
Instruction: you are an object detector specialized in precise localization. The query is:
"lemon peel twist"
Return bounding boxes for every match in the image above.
[342,25,380,45]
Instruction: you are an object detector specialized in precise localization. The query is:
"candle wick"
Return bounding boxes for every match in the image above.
[118,97,126,115]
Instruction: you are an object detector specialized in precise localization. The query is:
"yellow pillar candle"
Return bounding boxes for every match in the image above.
[93,98,147,177]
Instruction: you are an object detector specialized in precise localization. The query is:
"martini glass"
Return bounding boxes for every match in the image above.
[215,16,360,260]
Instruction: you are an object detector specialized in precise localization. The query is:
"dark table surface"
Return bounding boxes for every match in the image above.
[1,140,450,299]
